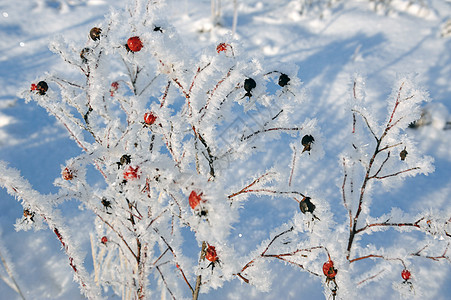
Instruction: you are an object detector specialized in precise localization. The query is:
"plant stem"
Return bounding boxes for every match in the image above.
[193,241,207,300]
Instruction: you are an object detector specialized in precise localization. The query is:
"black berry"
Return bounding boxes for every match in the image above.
[278,73,290,87]
[299,197,315,214]
[301,134,314,153]
[36,81,48,95]
[244,78,256,98]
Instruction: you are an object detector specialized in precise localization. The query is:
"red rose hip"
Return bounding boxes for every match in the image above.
[144,112,157,125]
[401,269,411,281]
[189,191,202,209]
[206,245,218,262]
[127,36,143,52]
[323,260,337,279]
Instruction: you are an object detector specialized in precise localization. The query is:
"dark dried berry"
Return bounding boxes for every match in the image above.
[23,209,35,221]
[299,197,315,214]
[90,27,101,41]
[301,134,314,153]
[400,149,408,161]
[101,197,111,209]
[244,78,256,98]
[154,26,163,32]
[278,73,290,87]
[120,154,131,166]
[80,47,90,63]
[36,81,48,95]
[244,78,256,92]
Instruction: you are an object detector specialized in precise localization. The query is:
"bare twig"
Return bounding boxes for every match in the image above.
[0,250,25,299]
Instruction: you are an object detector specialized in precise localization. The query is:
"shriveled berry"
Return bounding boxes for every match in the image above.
[144,112,157,125]
[278,73,290,87]
[301,134,314,153]
[36,81,48,95]
[110,81,119,97]
[206,245,218,262]
[323,260,337,279]
[23,209,35,221]
[80,47,90,63]
[401,269,411,281]
[189,191,202,210]
[400,149,408,161]
[299,197,315,214]
[90,27,101,41]
[127,36,143,52]
[101,236,108,244]
[62,167,74,180]
[120,154,131,166]
[123,166,140,180]
[216,42,230,53]
[101,197,111,209]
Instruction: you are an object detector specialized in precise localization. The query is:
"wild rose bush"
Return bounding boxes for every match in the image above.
[0,0,449,299]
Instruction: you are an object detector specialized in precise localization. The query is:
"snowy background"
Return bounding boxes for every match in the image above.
[0,0,450,299]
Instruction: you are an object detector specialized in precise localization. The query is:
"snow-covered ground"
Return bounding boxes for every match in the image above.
[0,0,450,299]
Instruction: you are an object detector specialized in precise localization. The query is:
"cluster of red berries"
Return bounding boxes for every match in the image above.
[123,166,140,180]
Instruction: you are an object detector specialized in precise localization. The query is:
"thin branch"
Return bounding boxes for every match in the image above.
[229,189,306,199]
[96,214,138,261]
[371,151,391,179]
[228,172,275,199]
[262,227,294,256]
[356,218,423,234]
[357,269,386,286]
[0,250,25,299]
[241,127,301,141]
[349,254,406,266]
[351,109,378,141]
[199,67,233,119]
[410,243,450,262]
[156,266,176,300]
[193,241,207,300]
[289,145,297,187]
[372,167,420,180]
[378,142,403,153]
